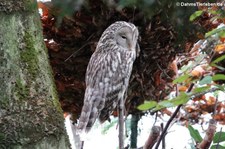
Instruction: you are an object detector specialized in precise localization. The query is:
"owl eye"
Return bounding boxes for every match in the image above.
[121,35,126,39]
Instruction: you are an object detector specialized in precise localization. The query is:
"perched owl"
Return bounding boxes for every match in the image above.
[77,21,139,132]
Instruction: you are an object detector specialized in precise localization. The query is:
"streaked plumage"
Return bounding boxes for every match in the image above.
[77,21,139,132]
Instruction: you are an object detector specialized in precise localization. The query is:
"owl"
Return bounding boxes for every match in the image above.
[77,21,139,132]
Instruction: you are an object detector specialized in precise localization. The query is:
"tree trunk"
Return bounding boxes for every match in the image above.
[130,114,140,148]
[0,0,70,149]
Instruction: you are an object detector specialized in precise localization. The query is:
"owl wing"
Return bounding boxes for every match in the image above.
[98,51,136,123]
[78,49,124,132]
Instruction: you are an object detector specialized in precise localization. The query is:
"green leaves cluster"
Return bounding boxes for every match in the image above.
[188,125,203,143]
[138,6,225,149]
[188,125,225,149]
[137,92,190,111]
[137,49,225,111]
[189,9,225,38]
[138,73,225,112]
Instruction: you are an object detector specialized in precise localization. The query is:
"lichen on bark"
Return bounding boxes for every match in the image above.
[20,31,39,78]
[0,0,37,13]
[0,1,70,149]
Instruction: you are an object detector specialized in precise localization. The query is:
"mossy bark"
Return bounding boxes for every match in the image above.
[0,0,70,149]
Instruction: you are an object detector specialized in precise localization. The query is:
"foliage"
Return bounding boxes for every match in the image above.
[211,145,225,149]
[188,125,225,149]
[138,5,225,125]
[213,132,225,144]
[189,10,203,21]
[137,4,225,148]
[205,27,225,38]
[188,125,203,143]
[137,101,157,111]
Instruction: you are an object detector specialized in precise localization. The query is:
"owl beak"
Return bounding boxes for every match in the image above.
[128,43,135,51]
[131,31,138,51]
[131,47,135,51]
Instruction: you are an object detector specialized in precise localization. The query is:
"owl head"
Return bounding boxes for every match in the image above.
[97,21,139,52]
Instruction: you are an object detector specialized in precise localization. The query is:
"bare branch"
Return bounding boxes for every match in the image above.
[154,83,195,149]
[197,119,217,149]
[143,126,161,149]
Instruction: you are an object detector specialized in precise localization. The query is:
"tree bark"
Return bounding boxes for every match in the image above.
[144,126,161,149]
[118,97,125,149]
[130,114,140,148]
[197,119,217,149]
[0,0,70,149]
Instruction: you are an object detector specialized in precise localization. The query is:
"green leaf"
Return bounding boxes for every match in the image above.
[208,10,220,15]
[173,74,190,84]
[193,86,210,93]
[158,100,174,108]
[219,30,225,38]
[213,132,225,143]
[214,84,225,91]
[211,144,225,149]
[205,27,225,38]
[212,74,225,81]
[137,101,157,111]
[211,55,225,65]
[152,104,165,112]
[199,76,212,85]
[170,92,189,105]
[157,92,189,108]
[188,125,203,143]
[211,62,225,71]
[152,92,190,111]
[189,10,203,21]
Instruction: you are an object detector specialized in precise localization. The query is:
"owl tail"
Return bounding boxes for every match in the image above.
[85,106,99,132]
[77,100,100,133]
[77,87,103,132]
[77,104,100,132]
[77,100,92,133]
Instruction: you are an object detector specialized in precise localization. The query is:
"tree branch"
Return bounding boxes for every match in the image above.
[154,104,183,149]
[160,123,165,149]
[197,119,217,149]
[154,84,219,148]
[154,83,195,149]
[118,97,125,149]
[143,126,161,149]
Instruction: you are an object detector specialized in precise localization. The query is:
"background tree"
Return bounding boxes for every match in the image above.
[0,0,70,148]
[1,0,224,148]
